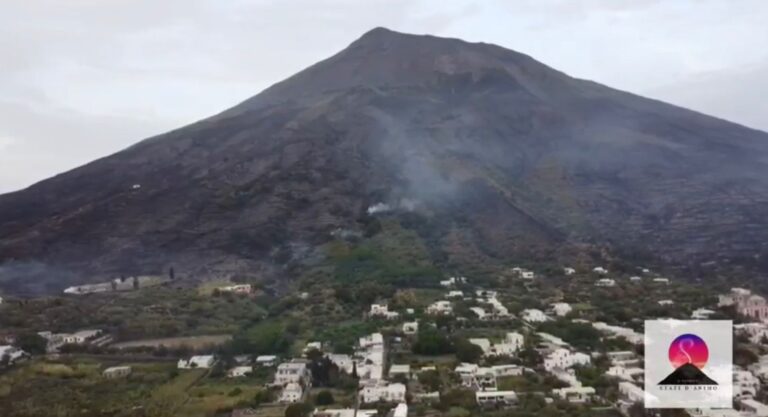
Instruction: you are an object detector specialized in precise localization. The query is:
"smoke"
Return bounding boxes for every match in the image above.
[367,202,391,215]
[367,198,419,216]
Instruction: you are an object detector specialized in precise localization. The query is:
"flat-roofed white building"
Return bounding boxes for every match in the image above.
[178,355,215,369]
[360,382,406,404]
[552,386,595,403]
[543,349,590,371]
[279,382,303,403]
[275,360,311,385]
[476,390,518,406]
[427,300,453,315]
[228,366,253,378]
[521,309,549,323]
[102,365,132,378]
[552,303,573,317]
[618,382,644,403]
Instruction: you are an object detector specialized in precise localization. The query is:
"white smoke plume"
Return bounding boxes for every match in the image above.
[367,202,391,215]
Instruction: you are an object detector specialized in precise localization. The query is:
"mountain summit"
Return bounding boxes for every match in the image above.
[1,28,768,293]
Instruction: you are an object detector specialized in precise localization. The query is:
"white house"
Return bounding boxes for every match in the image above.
[595,278,616,287]
[692,308,716,320]
[657,299,674,306]
[607,366,643,381]
[476,390,518,406]
[427,300,453,315]
[629,276,642,282]
[279,382,303,403]
[469,338,492,355]
[218,284,252,294]
[439,276,466,287]
[455,363,480,387]
[719,287,752,307]
[520,271,535,280]
[454,363,498,391]
[618,382,644,403]
[521,309,549,323]
[256,355,278,367]
[228,366,253,378]
[275,360,311,385]
[551,303,573,317]
[357,364,384,382]
[327,354,354,374]
[446,290,464,298]
[402,321,418,335]
[491,364,523,377]
[543,349,591,371]
[178,355,215,369]
[486,297,510,318]
[304,341,323,354]
[314,410,378,417]
[102,366,132,378]
[360,382,406,403]
[389,364,411,379]
[653,277,670,284]
[470,307,488,320]
[735,367,761,398]
[538,332,568,348]
[489,342,518,357]
[593,267,608,275]
[505,332,525,350]
[606,351,639,366]
[359,333,384,349]
[552,369,580,387]
[62,329,102,344]
[739,399,768,417]
[592,322,643,345]
[0,345,27,365]
[564,267,576,276]
[369,304,399,320]
[392,403,408,417]
[552,386,595,403]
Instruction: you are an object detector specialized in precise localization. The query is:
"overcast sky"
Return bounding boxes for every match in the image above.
[2,0,767,193]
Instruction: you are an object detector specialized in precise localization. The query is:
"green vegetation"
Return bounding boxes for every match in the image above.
[412,326,453,356]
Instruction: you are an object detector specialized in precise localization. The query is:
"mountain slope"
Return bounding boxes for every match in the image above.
[1,28,767,294]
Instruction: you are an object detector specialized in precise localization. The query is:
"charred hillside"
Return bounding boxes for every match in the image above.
[1,28,768,294]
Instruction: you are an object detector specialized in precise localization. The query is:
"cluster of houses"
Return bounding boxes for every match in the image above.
[15,265,768,417]
[720,288,768,321]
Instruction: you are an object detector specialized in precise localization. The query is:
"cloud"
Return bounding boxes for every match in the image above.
[644,62,768,131]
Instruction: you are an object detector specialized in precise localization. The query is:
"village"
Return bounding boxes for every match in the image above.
[2,265,768,417]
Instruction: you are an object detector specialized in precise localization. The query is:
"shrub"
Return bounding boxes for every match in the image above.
[315,390,335,405]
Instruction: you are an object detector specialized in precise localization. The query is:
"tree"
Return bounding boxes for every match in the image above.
[284,402,312,417]
[417,369,442,392]
[309,356,340,387]
[454,339,484,363]
[15,332,47,355]
[439,388,476,409]
[412,326,453,356]
[315,390,335,406]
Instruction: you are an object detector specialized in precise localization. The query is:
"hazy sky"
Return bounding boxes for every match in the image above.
[2,0,767,193]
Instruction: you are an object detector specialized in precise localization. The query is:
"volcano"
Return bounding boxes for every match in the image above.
[658,363,718,385]
[1,28,768,294]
